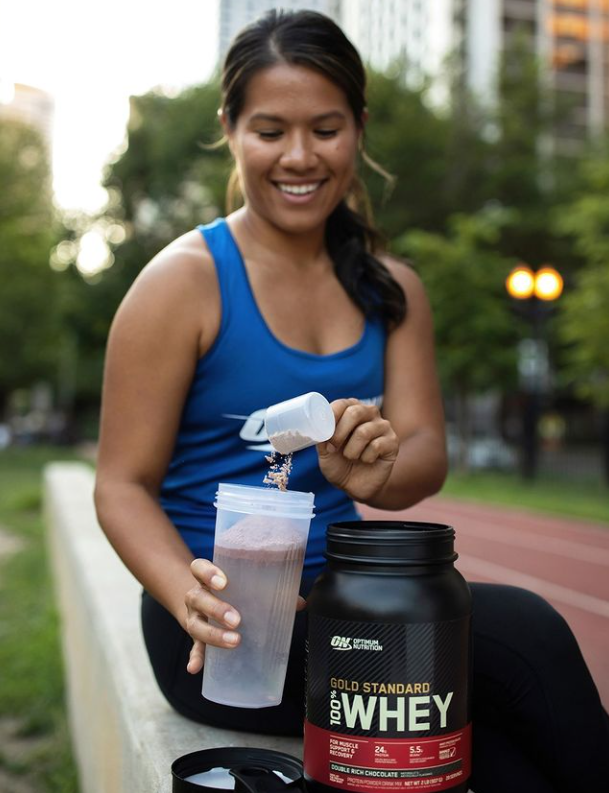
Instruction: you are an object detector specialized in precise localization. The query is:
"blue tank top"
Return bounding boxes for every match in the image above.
[160,217,386,576]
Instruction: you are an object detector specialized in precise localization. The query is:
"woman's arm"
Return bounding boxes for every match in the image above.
[94,232,243,670]
[317,259,447,510]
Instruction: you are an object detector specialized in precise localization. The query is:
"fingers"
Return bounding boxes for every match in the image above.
[191,557,227,591]
[329,399,399,463]
[186,607,241,653]
[296,595,307,612]
[187,639,205,674]
[345,423,398,463]
[186,558,241,654]
[186,580,240,625]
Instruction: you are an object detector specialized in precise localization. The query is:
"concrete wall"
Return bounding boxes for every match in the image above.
[44,463,301,793]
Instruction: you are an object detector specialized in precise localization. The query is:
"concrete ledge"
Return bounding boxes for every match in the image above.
[44,462,301,793]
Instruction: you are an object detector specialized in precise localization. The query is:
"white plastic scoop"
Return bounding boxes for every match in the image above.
[264,392,336,455]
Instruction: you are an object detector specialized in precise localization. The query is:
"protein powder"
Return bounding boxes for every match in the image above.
[304,521,472,793]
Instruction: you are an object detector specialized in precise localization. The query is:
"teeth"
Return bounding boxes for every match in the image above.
[277,182,321,195]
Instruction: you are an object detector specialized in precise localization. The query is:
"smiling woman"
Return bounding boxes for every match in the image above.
[222,66,361,234]
[92,9,609,793]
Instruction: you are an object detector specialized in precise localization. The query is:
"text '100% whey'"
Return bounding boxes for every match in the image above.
[304,521,472,793]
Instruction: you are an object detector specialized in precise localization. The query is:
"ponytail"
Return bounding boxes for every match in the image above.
[325,180,406,330]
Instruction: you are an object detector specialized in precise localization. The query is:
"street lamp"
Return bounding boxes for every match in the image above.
[506,264,563,302]
[506,264,563,479]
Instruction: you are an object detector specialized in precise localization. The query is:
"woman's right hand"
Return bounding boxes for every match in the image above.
[185,558,242,674]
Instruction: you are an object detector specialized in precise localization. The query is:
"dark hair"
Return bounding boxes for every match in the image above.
[221,9,406,329]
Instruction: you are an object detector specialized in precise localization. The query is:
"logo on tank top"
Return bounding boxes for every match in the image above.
[223,396,383,453]
[222,409,273,452]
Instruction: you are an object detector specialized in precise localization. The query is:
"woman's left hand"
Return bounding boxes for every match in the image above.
[317,398,399,503]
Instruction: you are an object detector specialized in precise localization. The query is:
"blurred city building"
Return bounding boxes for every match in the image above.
[466,0,609,153]
[344,0,609,149]
[218,0,342,60]
[341,0,465,105]
[0,81,54,150]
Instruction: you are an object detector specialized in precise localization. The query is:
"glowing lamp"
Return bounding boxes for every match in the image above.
[534,267,563,301]
[506,266,535,300]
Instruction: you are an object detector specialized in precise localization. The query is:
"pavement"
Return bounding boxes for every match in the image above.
[359,496,609,711]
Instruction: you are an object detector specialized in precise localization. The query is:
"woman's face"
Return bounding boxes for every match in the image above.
[224,62,363,236]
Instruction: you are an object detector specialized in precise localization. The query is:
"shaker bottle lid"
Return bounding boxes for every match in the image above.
[172,747,305,793]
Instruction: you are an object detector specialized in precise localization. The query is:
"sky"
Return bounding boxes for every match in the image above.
[1,0,219,213]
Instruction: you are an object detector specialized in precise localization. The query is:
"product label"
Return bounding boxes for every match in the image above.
[304,615,471,792]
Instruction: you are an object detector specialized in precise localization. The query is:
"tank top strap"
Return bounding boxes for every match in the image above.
[196,217,255,337]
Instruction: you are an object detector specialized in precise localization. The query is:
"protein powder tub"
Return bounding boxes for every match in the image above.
[304,521,472,793]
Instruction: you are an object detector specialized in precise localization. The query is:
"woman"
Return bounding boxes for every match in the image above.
[94,10,609,792]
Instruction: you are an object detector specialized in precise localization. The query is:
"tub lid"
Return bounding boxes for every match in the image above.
[172,747,305,793]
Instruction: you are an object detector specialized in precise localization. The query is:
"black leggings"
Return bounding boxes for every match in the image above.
[141,583,609,793]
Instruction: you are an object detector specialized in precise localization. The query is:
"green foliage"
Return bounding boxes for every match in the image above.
[363,69,451,236]
[0,446,82,792]
[51,81,234,404]
[559,266,609,407]
[555,149,609,407]
[485,32,580,266]
[0,120,63,408]
[106,79,230,235]
[362,67,496,239]
[395,207,521,395]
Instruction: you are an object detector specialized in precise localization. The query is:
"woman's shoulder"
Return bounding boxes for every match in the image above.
[378,252,426,298]
[138,227,216,292]
[121,227,220,313]
[114,228,221,354]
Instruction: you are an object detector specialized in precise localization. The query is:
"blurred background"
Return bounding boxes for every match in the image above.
[1,1,608,791]
[2,0,609,489]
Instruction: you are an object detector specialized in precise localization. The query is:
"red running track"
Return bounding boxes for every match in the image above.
[359,497,609,710]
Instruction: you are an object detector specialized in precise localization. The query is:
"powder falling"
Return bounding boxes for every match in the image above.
[263,451,293,491]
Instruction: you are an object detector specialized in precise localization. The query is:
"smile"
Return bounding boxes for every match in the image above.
[274,181,325,195]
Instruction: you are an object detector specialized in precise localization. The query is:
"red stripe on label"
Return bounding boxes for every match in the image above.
[304,721,472,792]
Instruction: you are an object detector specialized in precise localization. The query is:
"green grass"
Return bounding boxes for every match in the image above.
[0,445,84,793]
[443,470,609,525]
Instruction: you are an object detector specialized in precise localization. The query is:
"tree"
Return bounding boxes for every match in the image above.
[554,150,609,407]
[394,207,522,467]
[554,149,609,483]
[0,119,61,415]
[363,68,454,237]
[51,81,232,410]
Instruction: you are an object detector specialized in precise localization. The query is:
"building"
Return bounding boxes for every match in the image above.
[341,0,469,107]
[342,0,466,100]
[218,0,342,61]
[0,81,54,150]
[466,0,609,150]
[343,0,609,147]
